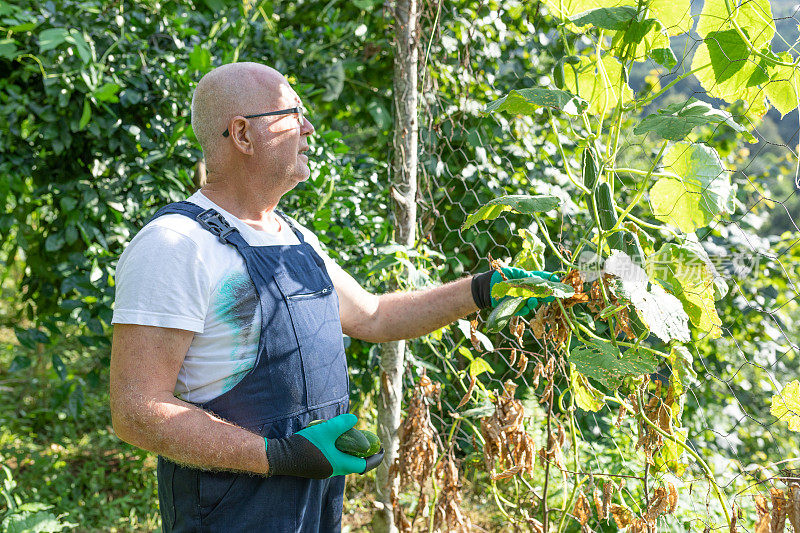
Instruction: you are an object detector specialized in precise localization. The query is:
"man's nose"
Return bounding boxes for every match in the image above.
[301,116,315,136]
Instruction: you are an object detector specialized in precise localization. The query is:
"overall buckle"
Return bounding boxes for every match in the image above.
[196,208,238,245]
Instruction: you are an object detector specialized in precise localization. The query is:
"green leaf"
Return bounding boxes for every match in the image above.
[0,38,18,60]
[653,426,688,475]
[648,47,677,70]
[189,45,211,72]
[563,55,632,116]
[568,6,637,31]
[462,195,560,230]
[705,29,749,85]
[648,0,691,36]
[647,243,723,338]
[696,0,774,49]
[648,142,735,233]
[64,29,91,64]
[367,101,392,129]
[93,83,122,103]
[543,0,633,21]
[569,340,659,390]
[634,99,755,142]
[485,88,587,116]
[78,98,91,131]
[764,53,800,118]
[45,233,65,252]
[667,345,696,397]
[486,297,525,333]
[469,357,495,378]
[491,276,575,300]
[570,363,605,412]
[511,228,546,271]
[38,27,69,52]
[770,380,800,432]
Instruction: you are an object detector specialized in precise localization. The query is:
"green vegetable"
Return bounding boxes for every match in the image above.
[607,229,645,265]
[582,146,600,191]
[553,60,565,89]
[594,182,618,231]
[308,419,382,458]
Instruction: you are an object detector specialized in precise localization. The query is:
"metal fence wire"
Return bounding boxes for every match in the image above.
[387,0,800,530]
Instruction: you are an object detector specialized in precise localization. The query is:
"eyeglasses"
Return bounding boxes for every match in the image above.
[222,106,305,137]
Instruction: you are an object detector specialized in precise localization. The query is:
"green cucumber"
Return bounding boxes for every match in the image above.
[607,229,645,266]
[594,182,618,231]
[581,146,600,191]
[307,419,382,458]
[553,60,565,89]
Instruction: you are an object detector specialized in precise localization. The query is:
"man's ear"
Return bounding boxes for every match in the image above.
[229,117,255,155]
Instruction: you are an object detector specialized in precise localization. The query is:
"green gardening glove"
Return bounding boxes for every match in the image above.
[472,266,559,317]
[265,413,380,479]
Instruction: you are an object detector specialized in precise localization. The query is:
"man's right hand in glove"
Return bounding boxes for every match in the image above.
[265,413,384,479]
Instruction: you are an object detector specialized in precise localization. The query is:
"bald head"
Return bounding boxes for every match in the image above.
[190,62,287,162]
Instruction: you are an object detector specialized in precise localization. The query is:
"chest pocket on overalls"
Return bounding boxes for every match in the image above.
[274,265,349,408]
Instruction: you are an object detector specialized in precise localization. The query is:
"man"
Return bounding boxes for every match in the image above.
[109,62,551,532]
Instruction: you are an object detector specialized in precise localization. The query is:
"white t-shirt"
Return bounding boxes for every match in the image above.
[111,191,344,403]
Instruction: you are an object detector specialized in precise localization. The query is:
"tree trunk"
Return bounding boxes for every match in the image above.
[373,0,419,530]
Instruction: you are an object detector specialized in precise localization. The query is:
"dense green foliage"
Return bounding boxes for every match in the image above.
[0,0,798,530]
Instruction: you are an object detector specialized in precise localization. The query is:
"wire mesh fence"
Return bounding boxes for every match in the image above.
[386,0,800,530]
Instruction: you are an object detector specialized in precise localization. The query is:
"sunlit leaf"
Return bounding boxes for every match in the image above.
[667,345,697,397]
[764,52,800,118]
[462,195,561,230]
[770,380,800,432]
[485,88,588,116]
[647,243,723,338]
[648,0,691,36]
[469,357,495,378]
[649,142,735,233]
[570,363,605,412]
[604,251,690,343]
[563,55,633,116]
[634,99,755,142]
[695,0,774,49]
[649,47,677,70]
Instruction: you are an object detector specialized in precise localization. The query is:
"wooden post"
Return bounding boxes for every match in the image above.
[373,0,419,530]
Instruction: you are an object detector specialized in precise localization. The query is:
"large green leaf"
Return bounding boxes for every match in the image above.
[634,98,755,142]
[648,142,735,233]
[462,195,561,230]
[469,357,495,378]
[695,0,774,49]
[563,55,632,116]
[485,88,588,116]
[491,276,575,299]
[543,0,633,20]
[37,27,69,52]
[569,340,659,390]
[569,6,637,30]
[646,243,722,338]
[485,297,526,333]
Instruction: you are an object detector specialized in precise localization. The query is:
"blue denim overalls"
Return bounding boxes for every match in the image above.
[146,202,350,532]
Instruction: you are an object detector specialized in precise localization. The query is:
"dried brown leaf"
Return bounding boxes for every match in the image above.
[755,494,771,533]
[457,375,476,409]
[610,504,633,528]
[788,484,800,533]
[574,492,592,526]
[772,488,787,533]
[602,481,614,519]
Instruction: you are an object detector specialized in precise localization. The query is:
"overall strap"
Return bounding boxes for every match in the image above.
[146,201,246,249]
[274,209,306,244]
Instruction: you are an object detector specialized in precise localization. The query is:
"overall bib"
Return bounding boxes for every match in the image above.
[146,202,350,532]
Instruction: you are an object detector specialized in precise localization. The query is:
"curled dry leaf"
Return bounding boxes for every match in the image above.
[480,380,536,479]
[601,480,614,519]
[788,484,800,532]
[593,487,603,520]
[457,374,477,409]
[529,301,571,346]
[470,318,481,350]
[574,491,592,527]
[514,353,529,379]
[635,392,674,464]
[433,451,472,533]
[755,493,771,533]
[393,373,440,489]
[730,503,738,533]
[610,504,634,528]
[771,488,787,533]
[510,347,518,367]
[538,422,566,471]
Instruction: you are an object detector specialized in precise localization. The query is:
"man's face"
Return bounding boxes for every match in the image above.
[259,83,315,189]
